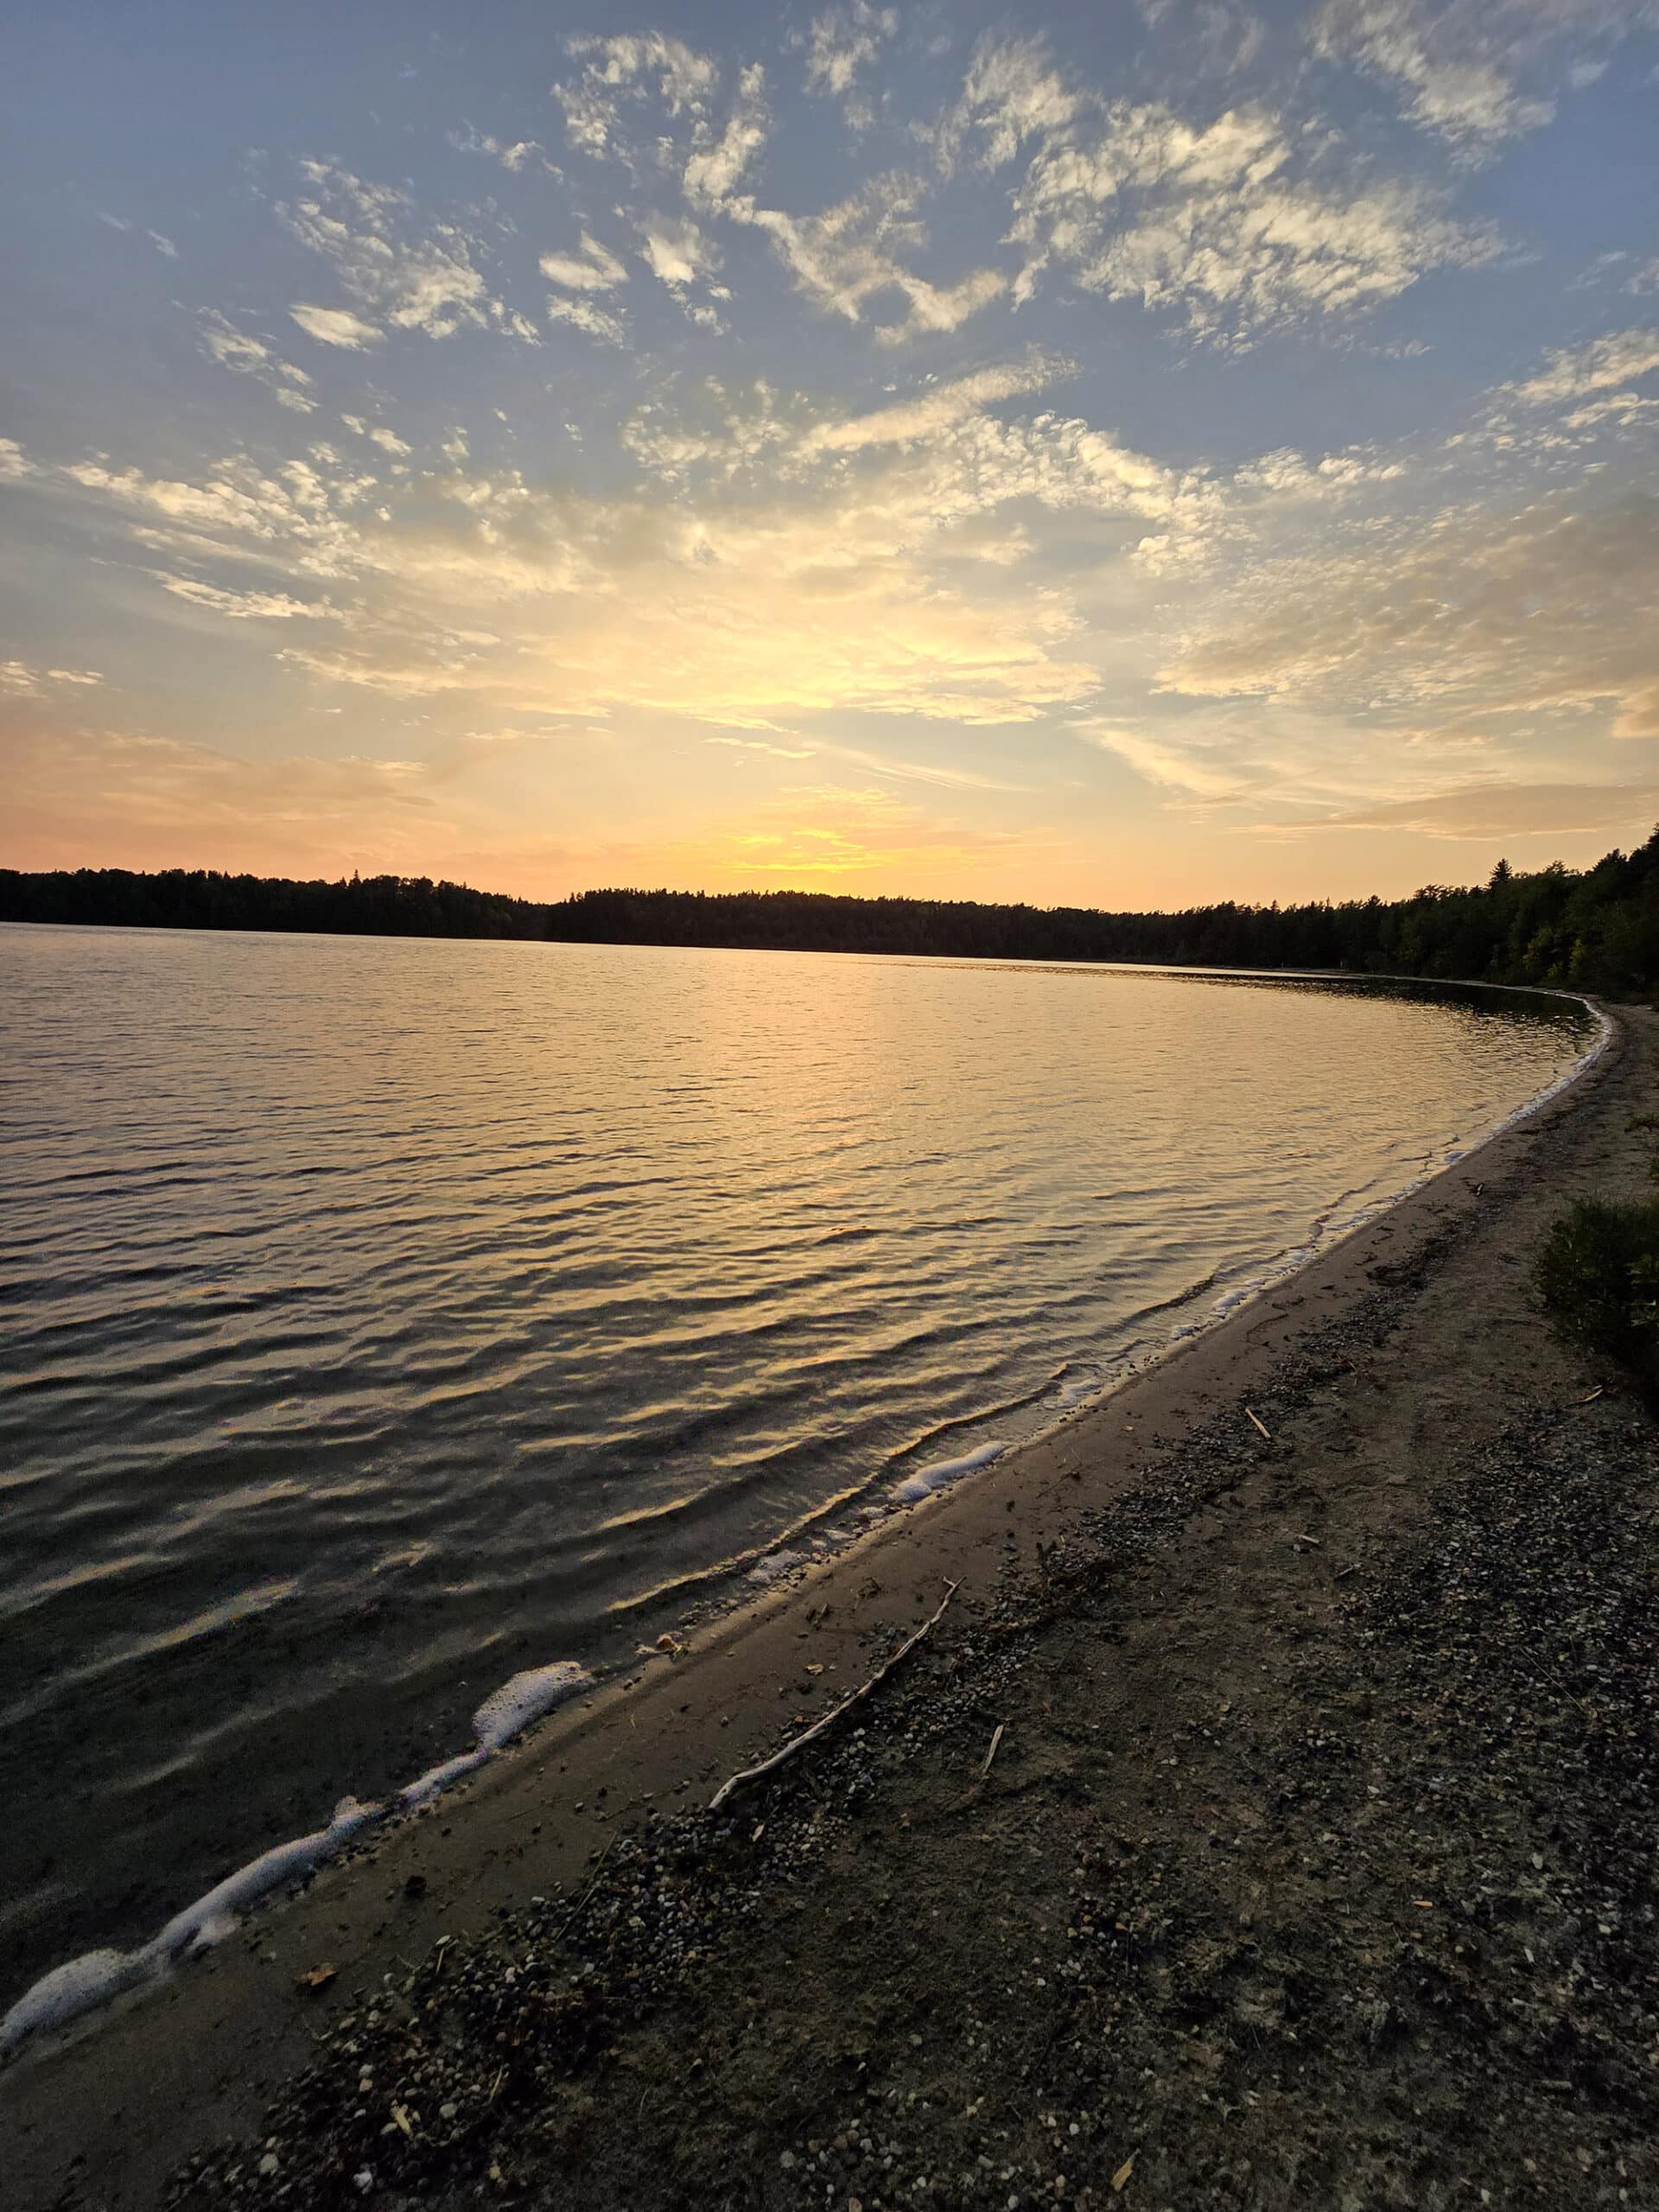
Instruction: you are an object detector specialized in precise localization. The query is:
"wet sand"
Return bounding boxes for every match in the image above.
[5,1004,1654,2211]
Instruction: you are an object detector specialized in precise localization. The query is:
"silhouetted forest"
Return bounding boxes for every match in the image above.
[6,830,1659,995]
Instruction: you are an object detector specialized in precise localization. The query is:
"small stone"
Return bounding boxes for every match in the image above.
[258,2155,279,2177]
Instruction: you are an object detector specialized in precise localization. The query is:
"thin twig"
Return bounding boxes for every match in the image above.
[709,1580,960,1814]
[1245,1406,1272,1441]
[980,1722,1006,1779]
[555,1833,616,1942]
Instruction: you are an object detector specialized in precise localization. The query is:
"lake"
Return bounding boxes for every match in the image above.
[0,925,1596,2006]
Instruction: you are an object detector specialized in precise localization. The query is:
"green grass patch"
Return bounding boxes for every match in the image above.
[1536,1197,1659,1372]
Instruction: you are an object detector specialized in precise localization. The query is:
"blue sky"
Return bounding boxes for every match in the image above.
[3,0,1657,903]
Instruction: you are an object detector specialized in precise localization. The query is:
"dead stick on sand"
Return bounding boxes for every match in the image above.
[709,1580,960,1814]
[1245,1406,1272,1441]
[980,1722,1006,1779]
[556,1833,616,1942]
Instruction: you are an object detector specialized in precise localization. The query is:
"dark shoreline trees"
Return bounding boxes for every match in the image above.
[5,830,1659,995]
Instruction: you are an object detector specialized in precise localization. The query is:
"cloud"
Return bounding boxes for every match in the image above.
[635,212,720,289]
[1310,0,1654,159]
[200,311,318,410]
[1138,0,1268,77]
[1081,723,1258,797]
[539,234,629,290]
[804,3,898,103]
[448,125,561,175]
[289,302,384,349]
[1510,326,1659,407]
[545,295,630,346]
[48,442,383,580]
[1163,486,1659,746]
[683,61,770,205]
[154,575,342,620]
[554,32,721,161]
[0,659,103,695]
[1314,780,1659,840]
[98,212,180,257]
[339,416,412,456]
[938,36,1498,343]
[802,358,1070,453]
[280,160,525,345]
[734,171,1007,341]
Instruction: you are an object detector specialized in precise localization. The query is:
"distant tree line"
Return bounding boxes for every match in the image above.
[6,830,1659,995]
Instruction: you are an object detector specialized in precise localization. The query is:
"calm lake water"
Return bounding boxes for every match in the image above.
[0,925,1595,2002]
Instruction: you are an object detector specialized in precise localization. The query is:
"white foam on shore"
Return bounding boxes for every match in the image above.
[149,1796,381,1961]
[2,1656,595,2063]
[399,1748,491,1808]
[0,1800,383,2060]
[893,1440,1007,1503]
[0,1949,149,2058]
[473,1660,593,1751]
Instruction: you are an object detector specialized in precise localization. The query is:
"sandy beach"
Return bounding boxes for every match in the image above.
[6,1003,1656,2212]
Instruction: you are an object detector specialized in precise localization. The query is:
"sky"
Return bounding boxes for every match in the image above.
[2,0,1657,908]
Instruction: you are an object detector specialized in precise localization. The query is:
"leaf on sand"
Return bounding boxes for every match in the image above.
[296,1962,337,1993]
[1112,2153,1135,2191]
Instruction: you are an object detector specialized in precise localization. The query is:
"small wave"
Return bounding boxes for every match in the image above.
[893,1440,1008,1503]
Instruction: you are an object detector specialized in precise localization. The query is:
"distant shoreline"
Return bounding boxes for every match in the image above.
[4,842,1656,994]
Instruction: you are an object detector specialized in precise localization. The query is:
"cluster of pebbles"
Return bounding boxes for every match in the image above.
[170,1190,1659,2211]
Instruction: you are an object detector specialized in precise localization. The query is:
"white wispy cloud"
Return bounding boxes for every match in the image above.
[943,36,1498,343]
[682,61,771,206]
[280,160,533,346]
[802,358,1069,453]
[155,575,343,620]
[554,32,721,161]
[1164,485,1659,743]
[1081,723,1259,798]
[545,296,630,346]
[200,311,318,410]
[634,212,720,289]
[448,124,561,175]
[289,302,384,350]
[804,3,898,108]
[539,234,630,290]
[1310,0,1653,159]
[0,658,104,694]
[733,172,1007,342]
[1510,326,1659,406]
[98,212,180,257]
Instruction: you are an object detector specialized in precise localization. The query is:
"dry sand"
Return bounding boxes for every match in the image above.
[6,1004,1656,2211]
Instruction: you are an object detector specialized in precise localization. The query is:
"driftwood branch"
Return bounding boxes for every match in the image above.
[709,1580,960,1815]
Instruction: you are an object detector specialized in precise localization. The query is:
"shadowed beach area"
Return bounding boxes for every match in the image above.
[7,1006,1657,2212]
